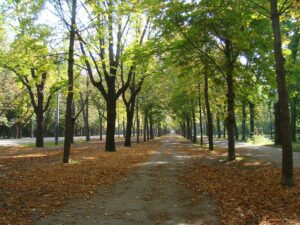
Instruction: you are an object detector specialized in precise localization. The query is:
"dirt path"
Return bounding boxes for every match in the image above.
[35,136,219,225]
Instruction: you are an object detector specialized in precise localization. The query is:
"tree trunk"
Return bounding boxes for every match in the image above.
[146,114,150,141]
[63,0,77,163]
[125,107,134,147]
[270,0,294,186]
[204,73,213,150]
[242,103,246,141]
[270,105,273,140]
[149,114,154,139]
[106,99,117,151]
[36,109,44,147]
[55,91,60,145]
[274,101,281,145]
[85,79,90,141]
[186,113,191,140]
[192,104,197,143]
[16,123,19,139]
[70,100,76,144]
[225,39,236,161]
[217,113,221,139]
[98,110,103,141]
[249,102,255,138]
[136,98,140,143]
[198,82,204,145]
[144,112,147,142]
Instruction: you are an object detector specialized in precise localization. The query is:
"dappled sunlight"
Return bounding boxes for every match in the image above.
[165,142,181,145]
[243,161,273,167]
[7,153,47,159]
[137,161,168,167]
[174,155,192,160]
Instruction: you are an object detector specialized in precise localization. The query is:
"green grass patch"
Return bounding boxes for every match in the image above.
[292,141,300,152]
[22,139,89,148]
[23,141,64,148]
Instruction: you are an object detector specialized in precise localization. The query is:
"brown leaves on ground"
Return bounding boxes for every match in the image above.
[178,142,300,225]
[0,139,157,225]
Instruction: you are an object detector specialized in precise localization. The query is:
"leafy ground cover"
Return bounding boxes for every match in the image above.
[178,142,300,225]
[0,139,156,225]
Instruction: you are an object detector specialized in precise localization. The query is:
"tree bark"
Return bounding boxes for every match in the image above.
[274,101,281,145]
[149,114,154,139]
[125,106,134,147]
[242,103,246,141]
[192,103,197,143]
[270,0,294,186]
[249,102,255,138]
[225,39,236,161]
[186,113,192,140]
[136,98,140,143]
[35,110,44,147]
[99,112,103,141]
[198,82,204,145]
[35,71,46,147]
[217,113,221,139]
[106,99,117,151]
[85,78,90,141]
[63,0,77,163]
[204,73,213,150]
[270,105,273,140]
[144,112,147,142]
[15,122,23,139]
[146,114,150,141]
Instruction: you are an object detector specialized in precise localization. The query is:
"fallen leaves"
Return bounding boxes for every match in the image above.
[179,143,300,225]
[0,140,158,225]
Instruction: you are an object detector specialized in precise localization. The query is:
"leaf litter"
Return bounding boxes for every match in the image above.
[0,140,157,225]
[178,141,300,225]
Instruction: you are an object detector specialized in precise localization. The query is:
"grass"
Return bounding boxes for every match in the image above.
[292,141,300,152]
[21,139,92,148]
[248,135,300,152]
[23,141,64,148]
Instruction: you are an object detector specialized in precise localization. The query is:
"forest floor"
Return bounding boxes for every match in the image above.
[1,135,300,224]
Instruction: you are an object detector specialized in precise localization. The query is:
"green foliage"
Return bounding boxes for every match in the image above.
[247,135,273,145]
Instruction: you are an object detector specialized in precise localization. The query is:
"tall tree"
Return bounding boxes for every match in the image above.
[1,7,61,147]
[62,0,77,163]
[269,0,294,186]
[77,1,149,151]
